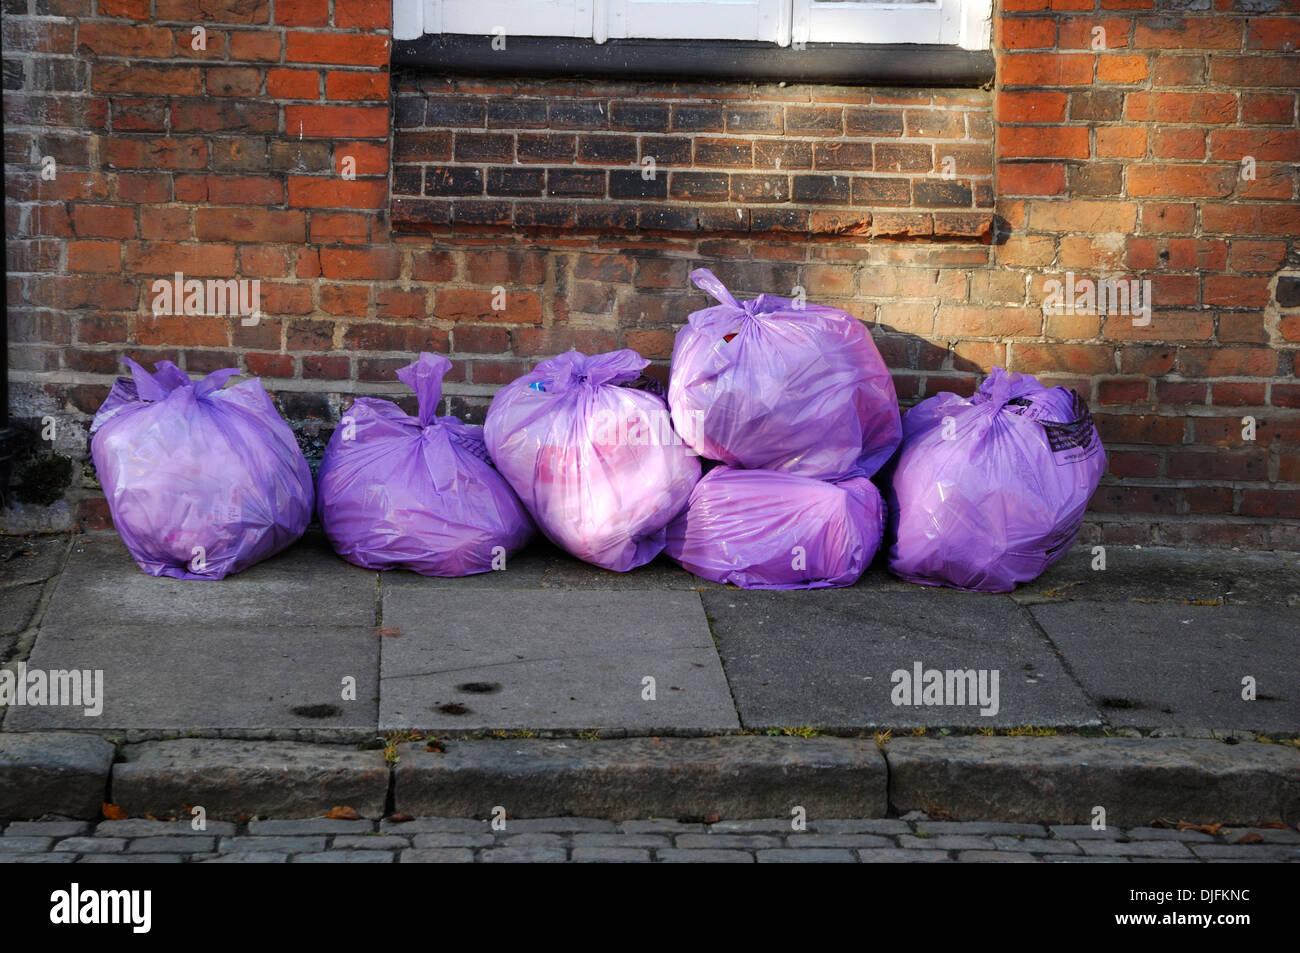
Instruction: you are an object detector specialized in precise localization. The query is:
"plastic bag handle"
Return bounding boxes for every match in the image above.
[193,367,241,399]
[690,268,742,310]
[122,357,171,403]
[395,353,451,427]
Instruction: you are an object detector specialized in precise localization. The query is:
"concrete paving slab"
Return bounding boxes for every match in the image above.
[379,538,710,591]
[1029,602,1299,732]
[5,624,378,731]
[702,587,1099,729]
[1013,545,1300,607]
[40,534,378,628]
[379,589,737,731]
[0,535,69,590]
[1,584,41,637]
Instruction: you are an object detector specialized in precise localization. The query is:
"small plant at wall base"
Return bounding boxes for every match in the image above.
[13,452,74,507]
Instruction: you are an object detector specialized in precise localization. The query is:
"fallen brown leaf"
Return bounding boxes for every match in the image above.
[1177,821,1223,834]
[1233,832,1263,844]
[325,805,360,820]
[388,813,413,823]
[371,626,403,639]
[102,803,127,820]
[1259,820,1289,830]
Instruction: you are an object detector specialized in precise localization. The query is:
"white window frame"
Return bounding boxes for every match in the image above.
[394,0,993,51]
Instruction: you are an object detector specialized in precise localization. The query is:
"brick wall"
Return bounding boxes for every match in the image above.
[3,0,1299,549]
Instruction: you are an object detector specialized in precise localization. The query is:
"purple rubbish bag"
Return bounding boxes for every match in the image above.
[317,353,534,576]
[884,367,1106,593]
[484,349,701,572]
[665,466,885,590]
[668,268,901,478]
[90,358,314,580]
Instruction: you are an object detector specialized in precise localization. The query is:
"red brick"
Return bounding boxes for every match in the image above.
[303,355,350,379]
[434,289,543,325]
[206,67,261,97]
[117,174,172,205]
[1128,164,1235,198]
[195,207,306,242]
[1240,490,1300,519]
[996,91,1068,123]
[1125,92,1238,124]
[1094,413,1184,445]
[286,104,388,139]
[126,241,237,276]
[1212,382,1268,407]
[998,162,1067,195]
[275,0,328,25]
[262,284,314,316]
[319,283,370,315]
[245,352,294,377]
[156,0,268,22]
[66,241,121,273]
[1089,485,1177,515]
[1157,381,1206,405]
[99,0,150,17]
[326,71,390,101]
[999,53,1095,86]
[1140,203,1196,234]
[1209,55,1300,88]
[94,63,198,96]
[268,68,319,99]
[1201,203,1300,236]
[1180,486,1234,514]
[76,23,174,57]
[71,205,136,239]
[287,177,387,209]
[334,0,390,29]
[207,175,284,206]
[1208,128,1300,162]
[139,206,192,240]
[1240,92,1296,125]
[1098,379,1150,404]
[1180,347,1279,378]
[104,136,207,170]
[335,141,389,177]
[1150,127,1206,160]
[228,30,282,61]
[1095,126,1147,158]
[286,31,390,67]
[1029,200,1137,233]
[1151,54,1205,87]
[309,211,371,244]
[466,249,547,285]
[1228,240,1288,273]
[1134,18,1240,49]
[239,245,289,278]
[452,326,509,353]
[411,251,456,282]
[319,246,400,280]
[1244,17,1300,51]
[1000,18,1057,49]
[1097,55,1149,83]
[1203,276,1272,308]
[376,288,429,319]
[1012,343,1115,375]
[137,313,227,347]
[1107,450,1160,478]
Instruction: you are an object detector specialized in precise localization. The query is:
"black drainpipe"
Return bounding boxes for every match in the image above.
[1,145,15,508]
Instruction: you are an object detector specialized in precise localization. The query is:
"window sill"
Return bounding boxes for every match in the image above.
[392,36,994,88]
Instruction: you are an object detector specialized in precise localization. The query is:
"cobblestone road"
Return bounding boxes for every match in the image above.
[2,817,1297,863]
